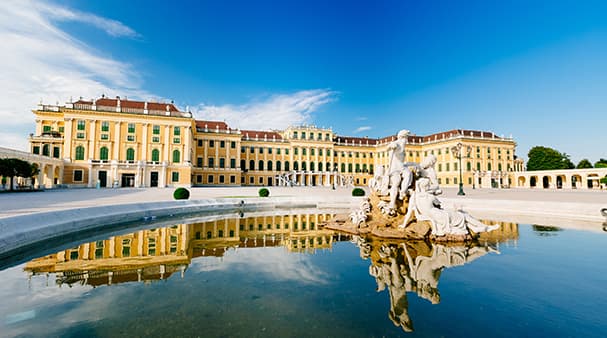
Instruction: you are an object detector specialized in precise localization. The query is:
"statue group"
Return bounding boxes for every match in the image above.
[339,129,499,241]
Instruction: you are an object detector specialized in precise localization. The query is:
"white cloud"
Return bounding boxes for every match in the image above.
[0,0,149,150]
[355,116,367,121]
[354,126,371,133]
[193,89,337,130]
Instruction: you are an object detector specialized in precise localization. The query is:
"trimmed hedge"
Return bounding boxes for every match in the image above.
[352,188,365,196]
[258,188,270,197]
[173,187,190,200]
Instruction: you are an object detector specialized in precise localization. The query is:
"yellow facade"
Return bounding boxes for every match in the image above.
[30,97,517,188]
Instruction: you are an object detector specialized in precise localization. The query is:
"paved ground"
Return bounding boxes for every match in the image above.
[1,186,606,219]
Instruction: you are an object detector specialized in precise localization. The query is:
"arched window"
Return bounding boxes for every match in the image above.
[326,162,331,172]
[249,160,255,170]
[310,162,315,171]
[126,148,135,161]
[267,160,273,171]
[302,162,307,170]
[42,144,50,156]
[476,162,481,171]
[341,163,345,173]
[276,161,281,171]
[258,160,264,171]
[172,149,180,163]
[318,162,323,171]
[348,163,353,173]
[152,149,160,162]
[467,162,471,171]
[75,145,85,160]
[487,163,492,171]
[293,161,299,170]
[100,147,109,161]
[498,163,502,171]
[285,161,290,171]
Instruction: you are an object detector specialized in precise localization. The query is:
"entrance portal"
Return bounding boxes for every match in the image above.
[121,174,135,187]
[150,171,159,187]
[98,171,107,188]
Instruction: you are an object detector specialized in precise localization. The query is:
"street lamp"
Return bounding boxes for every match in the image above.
[451,142,472,196]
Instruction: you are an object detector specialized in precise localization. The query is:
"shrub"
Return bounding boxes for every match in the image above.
[173,187,190,200]
[352,188,365,196]
[258,188,270,197]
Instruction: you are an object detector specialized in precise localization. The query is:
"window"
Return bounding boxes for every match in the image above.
[122,239,131,257]
[240,159,245,169]
[128,123,135,133]
[230,158,236,168]
[249,176,254,184]
[33,146,39,154]
[101,134,109,140]
[209,157,215,167]
[197,175,202,183]
[293,161,299,170]
[172,172,179,182]
[341,163,345,173]
[230,175,235,183]
[487,163,492,171]
[249,160,254,170]
[285,161,290,171]
[285,148,289,155]
[302,132,306,139]
[101,121,109,132]
[197,157,203,167]
[446,163,450,171]
[153,125,160,135]
[467,162,471,171]
[172,149,180,163]
[219,175,225,183]
[209,140,215,147]
[209,175,214,183]
[173,137,180,144]
[259,147,263,154]
[127,135,135,142]
[276,161,281,171]
[303,148,307,156]
[277,148,281,155]
[76,132,85,139]
[100,147,109,160]
[268,161,273,171]
[126,148,135,161]
[152,136,160,143]
[295,148,299,155]
[477,162,481,171]
[268,147,272,154]
[241,146,245,153]
[73,170,83,182]
[258,160,264,171]
[219,158,225,168]
[259,177,264,184]
[348,163,352,173]
[42,144,49,156]
[293,131,298,139]
[250,146,254,153]
[53,147,60,158]
[75,145,85,160]
[152,149,160,162]
[59,126,64,133]
[43,125,51,132]
[77,120,85,130]
[311,148,315,156]
[220,140,225,148]
[438,164,442,172]
[230,141,236,148]
[174,126,180,136]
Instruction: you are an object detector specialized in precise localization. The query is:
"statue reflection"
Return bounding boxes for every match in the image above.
[354,225,514,333]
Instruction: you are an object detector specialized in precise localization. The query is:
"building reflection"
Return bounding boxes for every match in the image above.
[24,213,343,287]
[353,220,518,333]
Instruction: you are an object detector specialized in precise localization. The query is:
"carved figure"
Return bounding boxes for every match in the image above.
[413,178,499,236]
[384,130,414,214]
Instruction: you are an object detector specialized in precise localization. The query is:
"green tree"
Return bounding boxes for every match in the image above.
[526,146,575,171]
[576,159,593,169]
[0,158,37,191]
[595,158,607,168]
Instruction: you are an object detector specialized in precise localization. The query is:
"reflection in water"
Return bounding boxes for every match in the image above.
[532,224,563,236]
[24,212,344,288]
[353,220,519,333]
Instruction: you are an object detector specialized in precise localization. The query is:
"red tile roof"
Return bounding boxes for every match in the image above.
[334,136,378,145]
[195,120,230,131]
[75,97,180,112]
[241,130,282,141]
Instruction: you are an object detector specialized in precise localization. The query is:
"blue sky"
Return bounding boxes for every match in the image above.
[1,0,606,162]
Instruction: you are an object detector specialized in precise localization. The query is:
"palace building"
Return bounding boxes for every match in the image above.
[29,96,518,189]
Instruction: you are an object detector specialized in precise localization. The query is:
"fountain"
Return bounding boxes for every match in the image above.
[326,129,499,241]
